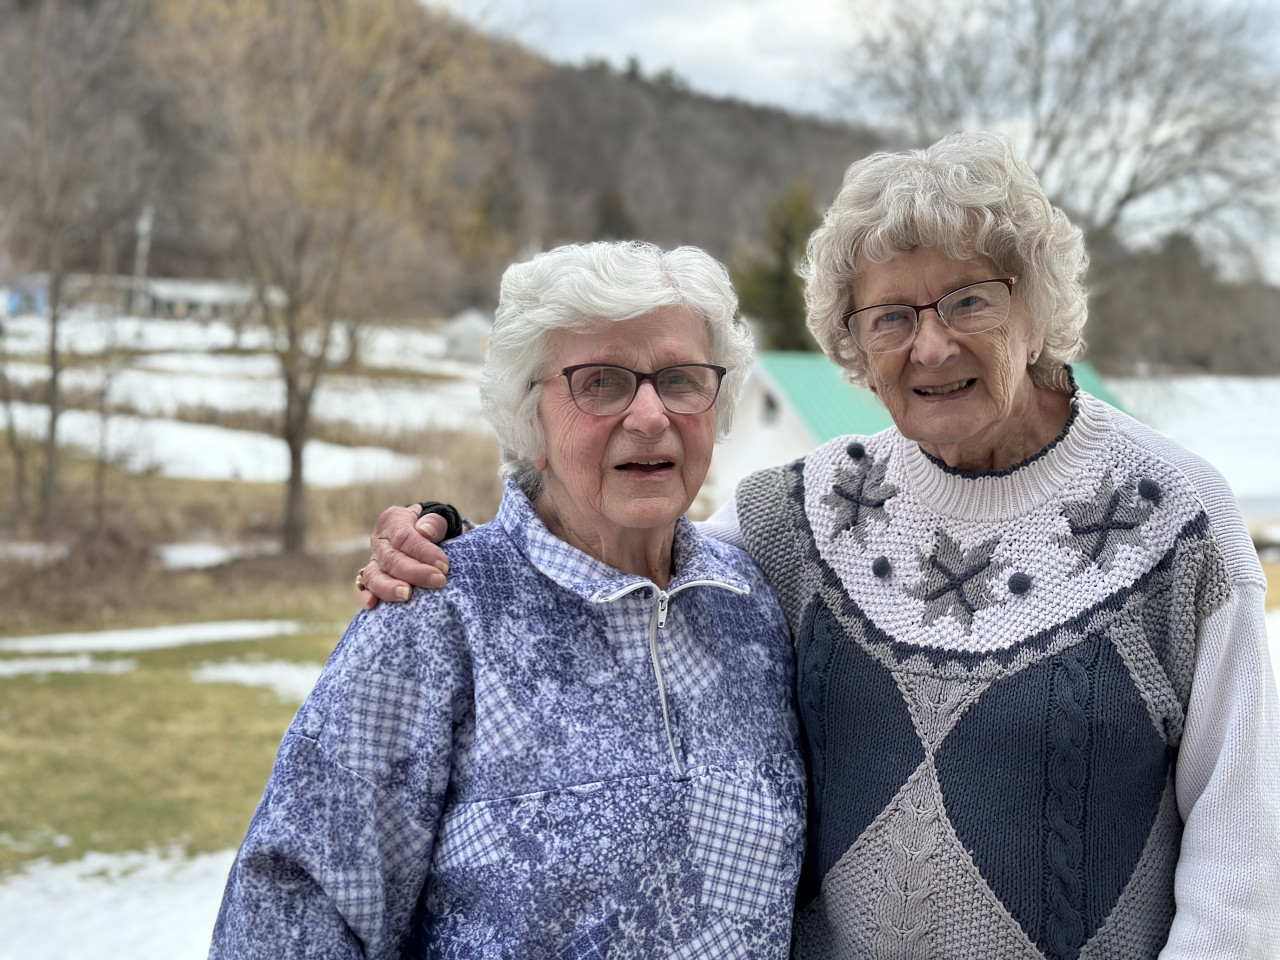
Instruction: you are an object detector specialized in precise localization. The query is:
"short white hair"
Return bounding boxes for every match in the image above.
[480,241,754,496]
[801,131,1089,387]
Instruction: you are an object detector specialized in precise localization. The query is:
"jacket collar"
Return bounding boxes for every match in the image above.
[494,480,750,603]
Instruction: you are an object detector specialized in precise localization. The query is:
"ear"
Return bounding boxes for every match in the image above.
[1029,337,1045,365]
[533,456,549,471]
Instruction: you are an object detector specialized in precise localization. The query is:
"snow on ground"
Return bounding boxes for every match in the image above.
[310,375,484,434]
[3,308,458,372]
[1108,376,1280,520]
[0,538,367,574]
[0,656,137,678]
[2,311,489,482]
[0,402,422,486]
[0,849,235,960]
[156,535,368,571]
[2,311,272,357]
[0,620,301,655]
[5,350,485,434]
[0,541,69,566]
[192,659,325,702]
[153,541,276,571]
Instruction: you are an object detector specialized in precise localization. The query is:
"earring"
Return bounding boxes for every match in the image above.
[1029,350,1039,365]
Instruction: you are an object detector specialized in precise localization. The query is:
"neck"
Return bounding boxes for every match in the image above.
[534,492,676,589]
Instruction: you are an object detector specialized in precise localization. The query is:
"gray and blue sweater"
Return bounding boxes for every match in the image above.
[210,482,807,959]
[733,389,1280,959]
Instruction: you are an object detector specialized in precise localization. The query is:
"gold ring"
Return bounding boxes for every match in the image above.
[355,569,366,592]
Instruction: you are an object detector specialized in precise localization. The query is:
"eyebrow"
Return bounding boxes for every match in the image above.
[857,274,995,307]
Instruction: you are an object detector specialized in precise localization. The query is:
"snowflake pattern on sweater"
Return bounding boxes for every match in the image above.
[210,482,806,960]
[736,388,1280,960]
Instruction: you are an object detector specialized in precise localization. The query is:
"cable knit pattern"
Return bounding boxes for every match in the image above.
[1043,645,1092,958]
[736,389,1280,960]
[211,482,806,960]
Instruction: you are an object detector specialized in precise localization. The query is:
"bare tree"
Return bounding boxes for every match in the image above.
[0,318,32,531]
[832,0,1280,257]
[0,0,151,533]
[150,0,519,554]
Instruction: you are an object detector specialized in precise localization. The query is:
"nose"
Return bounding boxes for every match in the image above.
[909,308,960,367]
[622,381,669,435]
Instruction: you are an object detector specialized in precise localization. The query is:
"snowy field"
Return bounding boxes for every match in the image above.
[1,607,1279,957]
[0,309,488,488]
[3,310,1280,521]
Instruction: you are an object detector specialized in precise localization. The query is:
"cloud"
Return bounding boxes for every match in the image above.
[446,0,855,116]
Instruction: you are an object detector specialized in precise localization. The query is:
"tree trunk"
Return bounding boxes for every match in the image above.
[40,259,64,533]
[281,363,311,555]
[282,424,307,555]
[0,361,30,532]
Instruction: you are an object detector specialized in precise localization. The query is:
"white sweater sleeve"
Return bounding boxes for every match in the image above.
[696,496,746,549]
[1160,579,1280,958]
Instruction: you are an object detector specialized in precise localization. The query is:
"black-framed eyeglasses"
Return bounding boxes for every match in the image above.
[532,362,727,416]
[841,277,1018,355]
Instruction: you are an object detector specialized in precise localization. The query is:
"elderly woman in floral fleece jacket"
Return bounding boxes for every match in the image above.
[209,242,806,959]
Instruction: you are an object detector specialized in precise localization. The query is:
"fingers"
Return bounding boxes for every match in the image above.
[355,561,384,610]
[368,506,447,594]
[416,511,449,543]
[375,505,451,569]
[362,559,424,603]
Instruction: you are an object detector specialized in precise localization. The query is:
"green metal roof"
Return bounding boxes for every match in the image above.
[757,352,894,442]
[756,351,1124,444]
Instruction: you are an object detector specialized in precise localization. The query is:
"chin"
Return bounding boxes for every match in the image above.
[610,495,690,529]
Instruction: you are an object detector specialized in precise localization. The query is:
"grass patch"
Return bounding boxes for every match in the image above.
[0,651,321,878]
[0,321,507,879]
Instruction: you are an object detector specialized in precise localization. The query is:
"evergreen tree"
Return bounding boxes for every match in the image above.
[732,176,821,350]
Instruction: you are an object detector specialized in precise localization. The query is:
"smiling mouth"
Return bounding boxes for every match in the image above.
[617,460,675,472]
[915,379,975,396]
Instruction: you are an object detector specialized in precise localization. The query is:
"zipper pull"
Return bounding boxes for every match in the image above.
[656,590,669,628]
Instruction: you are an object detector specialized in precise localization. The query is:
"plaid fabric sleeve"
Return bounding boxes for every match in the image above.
[210,596,469,960]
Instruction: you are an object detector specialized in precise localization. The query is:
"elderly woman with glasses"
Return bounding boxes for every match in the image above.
[361,133,1280,958]
[210,242,807,959]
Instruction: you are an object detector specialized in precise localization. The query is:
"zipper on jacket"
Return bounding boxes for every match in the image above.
[598,578,750,781]
[648,588,682,777]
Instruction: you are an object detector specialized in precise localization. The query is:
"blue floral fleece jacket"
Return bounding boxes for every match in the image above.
[210,482,807,960]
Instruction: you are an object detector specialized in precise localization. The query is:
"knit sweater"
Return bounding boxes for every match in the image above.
[730,389,1280,960]
[210,482,807,960]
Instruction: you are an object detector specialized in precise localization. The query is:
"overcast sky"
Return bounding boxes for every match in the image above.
[449,0,858,118]
[436,0,1280,280]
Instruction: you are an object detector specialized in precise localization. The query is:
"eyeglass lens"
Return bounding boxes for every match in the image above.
[850,280,1012,354]
[566,364,723,416]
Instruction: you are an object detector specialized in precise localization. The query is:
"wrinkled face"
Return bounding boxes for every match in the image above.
[533,306,717,540]
[855,246,1043,469]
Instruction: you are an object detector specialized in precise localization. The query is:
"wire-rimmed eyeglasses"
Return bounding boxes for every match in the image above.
[531,363,727,416]
[841,277,1018,354]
